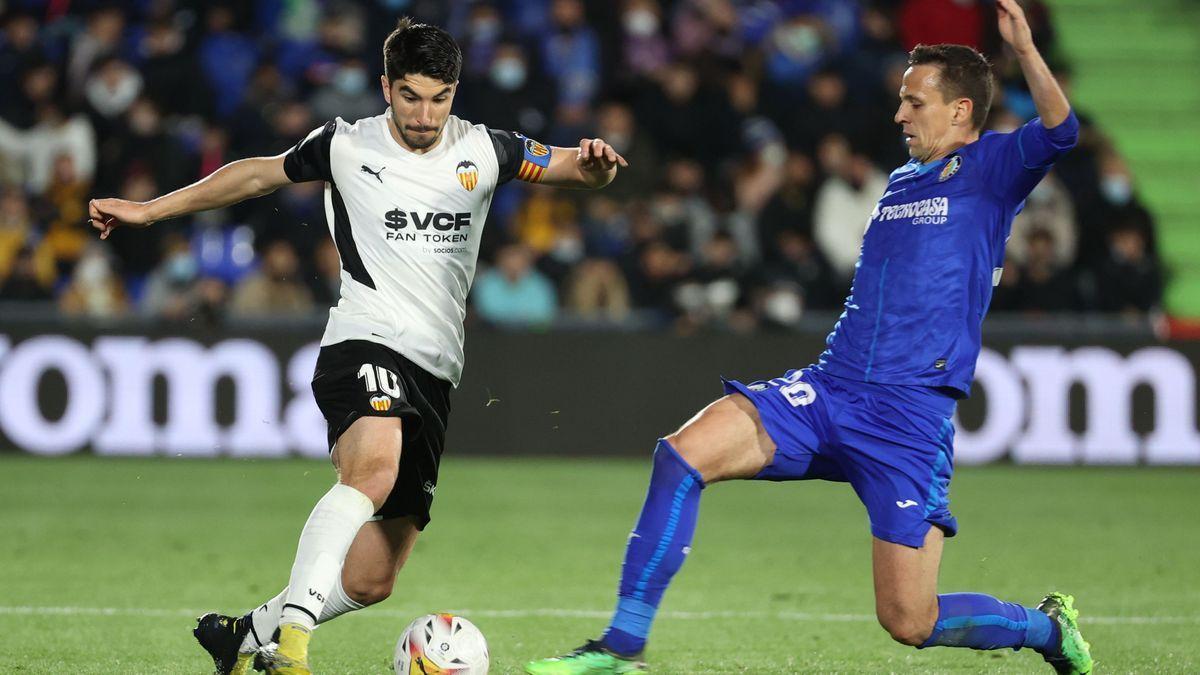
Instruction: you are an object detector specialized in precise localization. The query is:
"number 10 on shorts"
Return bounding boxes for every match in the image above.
[358,363,402,412]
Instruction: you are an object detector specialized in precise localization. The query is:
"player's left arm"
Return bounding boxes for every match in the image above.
[539,138,628,189]
[997,0,1070,128]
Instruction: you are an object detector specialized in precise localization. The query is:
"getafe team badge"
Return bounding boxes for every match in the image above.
[939,155,962,182]
[455,160,478,191]
[369,395,392,412]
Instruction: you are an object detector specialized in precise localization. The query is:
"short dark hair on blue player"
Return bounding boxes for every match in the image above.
[383,17,462,86]
[908,44,994,131]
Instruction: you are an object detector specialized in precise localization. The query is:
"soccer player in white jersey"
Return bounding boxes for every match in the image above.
[89,18,627,675]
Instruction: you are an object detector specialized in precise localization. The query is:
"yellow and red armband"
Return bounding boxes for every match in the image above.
[516,136,552,183]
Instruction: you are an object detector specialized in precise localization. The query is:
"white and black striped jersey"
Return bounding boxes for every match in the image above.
[283,111,546,385]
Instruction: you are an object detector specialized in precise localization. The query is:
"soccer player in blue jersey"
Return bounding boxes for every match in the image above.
[527,1,1092,673]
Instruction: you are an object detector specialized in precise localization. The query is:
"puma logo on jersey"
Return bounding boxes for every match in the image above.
[360,164,385,182]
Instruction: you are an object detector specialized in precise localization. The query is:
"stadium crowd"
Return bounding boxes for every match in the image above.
[0,0,1165,330]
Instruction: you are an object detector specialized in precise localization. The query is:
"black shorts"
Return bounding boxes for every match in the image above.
[311,340,451,529]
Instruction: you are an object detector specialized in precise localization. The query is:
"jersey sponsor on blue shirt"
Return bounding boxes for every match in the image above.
[816,111,1081,397]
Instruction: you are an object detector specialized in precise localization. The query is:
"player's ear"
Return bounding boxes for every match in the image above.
[381,75,392,104]
[954,98,973,127]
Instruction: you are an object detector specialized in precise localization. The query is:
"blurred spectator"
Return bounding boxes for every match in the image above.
[231,64,298,156]
[199,5,259,120]
[0,102,96,193]
[138,19,210,118]
[40,154,91,275]
[544,0,600,138]
[66,7,125,106]
[473,243,558,326]
[59,244,129,317]
[83,57,143,134]
[652,158,718,259]
[229,239,314,316]
[760,228,840,311]
[813,137,886,280]
[102,98,192,197]
[309,238,341,307]
[0,187,53,285]
[0,2,1163,327]
[618,0,670,81]
[1006,173,1076,268]
[0,13,43,118]
[141,232,202,320]
[460,4,505,82]
[627,239,688,319]
[310,57,381,123]
[565,258,631,322]
[1091,224,1163,315]
[675,231,749,327]
[759,151,819,252]
[457,41,553,138]
[1011,228,1080,314]
[588,101,655,201]
[0,243,53,301]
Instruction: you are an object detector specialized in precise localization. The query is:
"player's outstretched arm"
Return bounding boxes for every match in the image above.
[997,0,1070,127]
[540,138,629,190]
[89,154,293,239]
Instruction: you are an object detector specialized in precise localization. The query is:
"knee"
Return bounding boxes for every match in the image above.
[877,607,935,647]
[340,461,398,510]
[343,576,394,607]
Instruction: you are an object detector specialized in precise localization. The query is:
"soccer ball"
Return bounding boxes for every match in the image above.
[394,613,489,674]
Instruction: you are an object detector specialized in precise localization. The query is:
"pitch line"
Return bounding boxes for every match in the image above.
[0,606,1195,625]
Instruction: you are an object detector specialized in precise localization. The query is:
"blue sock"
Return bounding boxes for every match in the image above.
[920,593,1060,653]
[600,440,704,657]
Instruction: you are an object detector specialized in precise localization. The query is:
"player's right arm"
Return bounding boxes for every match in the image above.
[89,154,292,239]
[89,120,337,240]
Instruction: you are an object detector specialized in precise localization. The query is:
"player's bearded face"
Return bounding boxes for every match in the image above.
[894,65,964,162]
[385,74,457,151]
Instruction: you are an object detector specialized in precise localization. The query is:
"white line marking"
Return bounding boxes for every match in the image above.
[0,606,1196,625]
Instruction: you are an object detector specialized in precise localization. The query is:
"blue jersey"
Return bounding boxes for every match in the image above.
[816,112,1080,397]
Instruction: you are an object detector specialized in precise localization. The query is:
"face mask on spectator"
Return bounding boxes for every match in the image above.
[166,254,198,285]
[471,17,501,42]
[77,255,111,285]
[764,288,803,325]
[624,10,659,37]
[334,67,367,96]
[1101,176,1133,205]
[490,58,527,91]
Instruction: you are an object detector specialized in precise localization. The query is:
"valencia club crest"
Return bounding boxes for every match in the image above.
[456,160,479,191]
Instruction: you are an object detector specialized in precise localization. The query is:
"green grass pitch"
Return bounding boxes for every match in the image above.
[1,455,1197,673]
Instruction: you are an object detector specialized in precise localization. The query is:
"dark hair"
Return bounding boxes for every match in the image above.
[383,17,462,85]
[908,44,993,130]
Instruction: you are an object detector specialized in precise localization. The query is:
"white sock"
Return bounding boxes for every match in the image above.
[238,575,367,652]
[318,573,366,623]
[241,588,288,652]
[278,483,375,630]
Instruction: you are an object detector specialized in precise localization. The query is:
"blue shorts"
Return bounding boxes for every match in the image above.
[723,367,958,548]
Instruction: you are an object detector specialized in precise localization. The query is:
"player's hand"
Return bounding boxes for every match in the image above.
[88,198,154,240]
[996,0,1035,55]
[576,138,629,174]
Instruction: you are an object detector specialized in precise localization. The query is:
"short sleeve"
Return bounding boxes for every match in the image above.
[980,110,1079,203]
[488,128,526,185]
[284,121,337,183]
